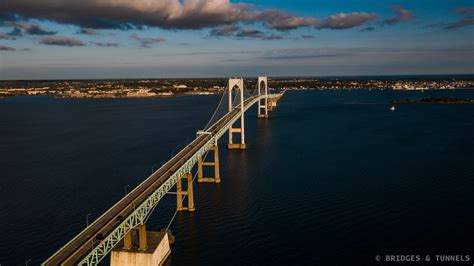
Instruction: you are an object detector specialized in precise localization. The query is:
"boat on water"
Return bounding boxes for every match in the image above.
[390,105,396,112]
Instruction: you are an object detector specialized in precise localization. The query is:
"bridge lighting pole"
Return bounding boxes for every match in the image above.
[86,213,92,227]
[124,184,129,196]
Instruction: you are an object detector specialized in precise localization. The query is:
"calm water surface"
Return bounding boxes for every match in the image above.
[0,90,473,265]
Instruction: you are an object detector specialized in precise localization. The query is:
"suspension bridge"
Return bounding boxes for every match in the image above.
[43,77,284,266]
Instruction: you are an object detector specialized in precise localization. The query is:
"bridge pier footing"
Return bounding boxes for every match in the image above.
[111,229,171,266]
[198,144,221,183]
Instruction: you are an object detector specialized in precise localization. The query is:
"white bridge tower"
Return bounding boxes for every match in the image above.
[228,78,246,149]
[257,76,268,118]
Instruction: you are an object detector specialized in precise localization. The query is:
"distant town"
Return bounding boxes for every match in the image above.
[0,76,473,98]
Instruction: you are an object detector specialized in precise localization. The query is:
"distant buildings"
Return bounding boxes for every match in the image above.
[0,78,472,98]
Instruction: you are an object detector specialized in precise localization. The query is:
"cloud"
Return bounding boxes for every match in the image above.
[7,21,57,35]
[445,17,474,30]
[209,25,240,37]
[0,32,15,40]
[423,22,445,29]
[455,6,474,15]
[235,28,265,38]
[445,6,474,30]
[383,5,413,25]
[301,35,315,39]
[77,28,100,35]
[255,10,318,30]
[8,27,23,37]
[262,33,284,40]
[131,33,165,47]
[0,45,15,51]
[0,0,376,32]
[39,36,85,46]
[210,26,284,40]
[316,12,378,29]
[91,41,119,47]
[360,26,375,32]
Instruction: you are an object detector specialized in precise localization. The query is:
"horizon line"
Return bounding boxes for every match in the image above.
[1,73,474,82]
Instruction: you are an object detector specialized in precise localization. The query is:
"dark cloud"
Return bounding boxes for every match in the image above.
[0,32,15,40]
[455,6,474,15]
[445,17,474,30]
[0,45,15,51]
[423,22,445,29]
[383,5,413,25]
[255,10,317,30]
[131,33,165,47]
[209,25,240,37]
[91,41,119,47]
[210,26,284,40]
[8,21,57,35]
[77,28,100,35]
[445,6,474,30]
[316,12,378,29]
[0,13,21,23]
[0,0,377,32]
[8,27,23,37]
[236,28,265,38]
[360,26,375,32]
[301,35,315,39]
[257,49,347,61]
[262,33,284,40]
[39,36,85,46]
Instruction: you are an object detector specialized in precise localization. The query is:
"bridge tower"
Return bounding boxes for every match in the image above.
[228,78,246,150]
[257,76,269,118]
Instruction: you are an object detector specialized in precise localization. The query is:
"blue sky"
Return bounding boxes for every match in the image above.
[0,0,473,79]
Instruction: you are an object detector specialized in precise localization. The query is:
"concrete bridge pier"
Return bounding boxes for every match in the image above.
[111,225,171,266]
[198,144,221,183]
[177,172,195,211]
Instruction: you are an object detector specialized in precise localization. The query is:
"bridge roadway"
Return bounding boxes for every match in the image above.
[44,93,281,265]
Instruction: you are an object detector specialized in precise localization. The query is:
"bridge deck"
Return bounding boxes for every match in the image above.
[43,93,282,265]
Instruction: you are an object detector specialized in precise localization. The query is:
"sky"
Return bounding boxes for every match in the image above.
[0,0,473,80]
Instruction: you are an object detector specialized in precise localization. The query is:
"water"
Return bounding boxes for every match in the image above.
[0,90,473,265]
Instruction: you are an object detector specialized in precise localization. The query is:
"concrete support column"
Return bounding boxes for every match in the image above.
[176,175,183,211]
[177,172,195,212]
[138,224,147,251]
[123,230,133,250]
[198,145,220,183]
[213,145,221,183]
[186,173,195,211]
